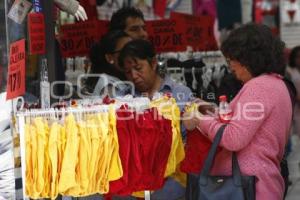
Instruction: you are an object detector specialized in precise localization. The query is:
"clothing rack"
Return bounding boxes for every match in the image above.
[16,100,167,199]
[159,50,224,62]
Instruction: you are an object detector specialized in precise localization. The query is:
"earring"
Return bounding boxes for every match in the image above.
[109,60,114,64]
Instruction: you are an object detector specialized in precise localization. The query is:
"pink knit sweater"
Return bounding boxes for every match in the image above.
[198,74,292,200]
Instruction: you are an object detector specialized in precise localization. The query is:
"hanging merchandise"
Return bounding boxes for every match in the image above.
[97,0,127,20]
[79,0,98,20]
[193,0,217,19]
[254,0,279,34]
[282,0,300,24]
[17,95,185,199]
[7,0,32,24]
[280,0,300,48]
[216,0,242,30]
[180,102,219,174]
[153,0,168,18]
[54,0,88,21]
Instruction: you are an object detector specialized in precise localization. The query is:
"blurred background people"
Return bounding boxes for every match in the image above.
[287,46,300,138]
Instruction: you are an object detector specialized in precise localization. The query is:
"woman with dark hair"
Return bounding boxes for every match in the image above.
[85,30,132,97]
[287,46,300,138]
[183,23,292,199]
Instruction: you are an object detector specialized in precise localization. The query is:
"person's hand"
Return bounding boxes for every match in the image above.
[182,110,201,131]
[192,98,217,116]
[74,5,88,21]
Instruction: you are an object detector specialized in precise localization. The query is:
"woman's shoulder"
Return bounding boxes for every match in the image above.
[242,74,289,102]
[247,74,285,88]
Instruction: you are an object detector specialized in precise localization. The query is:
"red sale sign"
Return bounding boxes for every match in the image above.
[170,12,218,51]
[146,19,186,53]
[28,12,46,55]
[59,20,109,57]
[6,39,26,100]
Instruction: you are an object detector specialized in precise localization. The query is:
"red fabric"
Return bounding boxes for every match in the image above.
[180,128,220,174]
[107,106,133,195]
[107,107,172,196]
[132,108,172,191]
[154,0,168,18]
[79,0,98,20]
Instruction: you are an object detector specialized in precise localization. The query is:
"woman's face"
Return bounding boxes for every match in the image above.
[106,36,132,71]
[227,58,253,83]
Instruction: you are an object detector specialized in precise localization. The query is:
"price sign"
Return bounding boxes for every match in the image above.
[170,12,218,51]
[6,39,26,100]
[59,20,108,57]
[28,12,45,55]
[146,19,185,53]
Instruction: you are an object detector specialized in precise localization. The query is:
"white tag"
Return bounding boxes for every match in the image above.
[40,81,50,108]
[8,0,32,24]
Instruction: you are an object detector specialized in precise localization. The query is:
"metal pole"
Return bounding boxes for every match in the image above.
[41,0,56,103]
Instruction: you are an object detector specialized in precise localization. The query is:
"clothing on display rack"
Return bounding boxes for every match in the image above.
[180,102,220,174]
[165,51,236,104]
[17,95,185,199]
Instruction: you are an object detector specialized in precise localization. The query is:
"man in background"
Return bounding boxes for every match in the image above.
[109,7,148,40]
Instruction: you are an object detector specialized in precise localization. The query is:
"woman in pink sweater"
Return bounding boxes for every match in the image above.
[183,24,292,200]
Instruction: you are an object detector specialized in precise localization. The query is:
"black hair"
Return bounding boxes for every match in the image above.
[109,7,145,31]
[118,39,156,68]
[289,46,300,68]
[221,23,286,76]
[86,30,130,91]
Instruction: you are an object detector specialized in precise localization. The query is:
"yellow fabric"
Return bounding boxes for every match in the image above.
[87,114,101,194]
[57,124,66,191]
[77,120,91,195]
[42,119,51,197]
[185,102,198,113]
[48,122,60,199]
[25,124,33,197]
[107,105,123,181]
[95,113,109,194]
[58,114,80,194]
[30,121,39,198]
[34,117,47,196]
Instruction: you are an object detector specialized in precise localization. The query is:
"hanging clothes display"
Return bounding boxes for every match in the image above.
[153,0,168,18]
[180,102,220,174]
[18,96,185,199]
[193,0,217,19]
[79,0,98,20]
[165,51,231,104]
[24,106,123,199]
